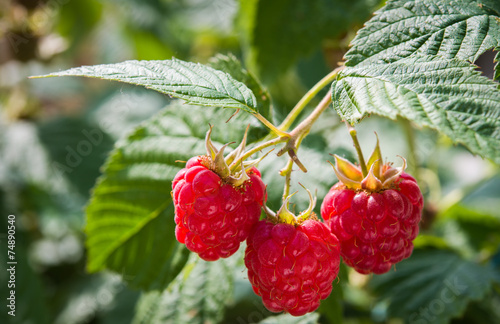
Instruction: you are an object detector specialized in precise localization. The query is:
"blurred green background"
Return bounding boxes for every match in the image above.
[1,0,500,323]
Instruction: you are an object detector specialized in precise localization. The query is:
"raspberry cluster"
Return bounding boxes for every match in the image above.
[172,156,266,261]
[171,134,423,316]
[244,219,340,316]
[321,172,423,274]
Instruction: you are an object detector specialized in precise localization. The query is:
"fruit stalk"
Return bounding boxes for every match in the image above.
[345,122,368,177]
[279,66,343,132]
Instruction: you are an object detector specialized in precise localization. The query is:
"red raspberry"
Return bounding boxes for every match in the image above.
[172,156,266,261]
[244,219,340,316]
[321,172,423,274]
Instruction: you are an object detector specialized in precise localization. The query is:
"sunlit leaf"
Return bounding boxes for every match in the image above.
[332,54,500,164]
[33,58,258,113]
[345,0,500,67]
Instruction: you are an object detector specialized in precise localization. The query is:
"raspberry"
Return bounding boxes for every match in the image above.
[244,219,340,316]
[172,156,266,261]
[321,150,423,274]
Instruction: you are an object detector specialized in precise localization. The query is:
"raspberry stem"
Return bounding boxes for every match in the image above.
[228,136,288,171]
[279,66,343,132]
[277,92,332,172]
[280,159,294,201]
[252,113,290,138]
[345,122,368,177]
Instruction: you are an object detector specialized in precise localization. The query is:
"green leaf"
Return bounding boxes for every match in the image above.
[209,53,273,122]
[132,253,237,324]
[370,249,499,324]
[237,0,378,82]
[345,0,500,67]
[33,58,258,113]
[331,54,500,164]
[85,101,263,290]
[258,313,320,324]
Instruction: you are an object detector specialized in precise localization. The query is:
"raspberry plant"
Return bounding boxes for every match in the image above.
[27,0,500,322]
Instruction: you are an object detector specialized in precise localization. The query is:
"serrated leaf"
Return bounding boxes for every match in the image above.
[258,313,320,324]
[332,54,500,164]
[345,0,500,67]
[132,253,237,324]
[370,249,499,324]
[33,58,258,113]
[85,101,264,290]
[209,53,273,122]
[237,0,378,82]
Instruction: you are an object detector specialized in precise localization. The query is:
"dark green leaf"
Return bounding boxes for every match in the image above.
[132,253,237,324]
[370,249,499,324]
[33,58,258,113]
[345,0,500,67]
[85,101,262,290]
[237,0,378,82]
[332,54,500,164]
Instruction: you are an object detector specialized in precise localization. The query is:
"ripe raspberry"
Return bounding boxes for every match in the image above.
[244,219,340,316]
[172,156,266,261]
[321,145,423,274]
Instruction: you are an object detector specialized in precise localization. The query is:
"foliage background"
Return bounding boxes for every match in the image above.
[0,0,499,323]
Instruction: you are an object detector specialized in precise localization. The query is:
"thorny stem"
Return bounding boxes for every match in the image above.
[345,122,368,177]
[278,66,343,132]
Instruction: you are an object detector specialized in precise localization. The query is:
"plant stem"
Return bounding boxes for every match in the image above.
[229,136,287,171]
[276,92,332,172]
[280,159,294,202]
[252,113,290,138]
[345,122,368,177]
[278,66,342,132]
[288,92,333,141]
